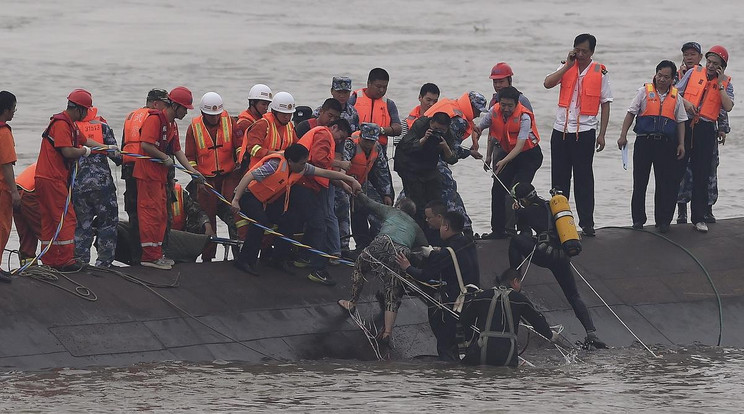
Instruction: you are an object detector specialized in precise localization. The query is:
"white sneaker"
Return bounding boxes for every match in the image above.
[141,257,173,270]
[694,222,708,233]
[162,256,175,266]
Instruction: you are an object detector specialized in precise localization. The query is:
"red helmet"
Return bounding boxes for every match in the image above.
[67,89,93,108]
[706,45,729,66]
[168,86,194,109]
[490,62,514,79]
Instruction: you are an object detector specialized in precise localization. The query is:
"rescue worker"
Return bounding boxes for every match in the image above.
[230,144,361,276]
[73,107,122,268]
[422,199,447,247]
[239,91,299,169]
[236,83,273,136]
[185,92,241,262]
[337,193,427,346]
[121,88,170,264]
[169,182,214,236]
[343,123,394,250]
[508,182,606,349]
[544,33,613,237]
[460,268,556,367]
[134,86,204,270]
[36,89,101,271]
[13,163,39,268]
[313,76,360,132]
[295,119,353,285]
[617,60,687,233]
[485,86,543,239]
[0,91,19,281]
[395,211,480,361]
[401,83,440,138]
[295,98,342,138]
[676,45,734,233]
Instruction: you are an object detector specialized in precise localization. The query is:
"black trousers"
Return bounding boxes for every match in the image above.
[122,163,141,264]
[550,129,596,229]
[428,305,459,361]
[509,234,595,333]
[237,192,297,266]
[351,201,373,250]
[682,121,717,224]
[399,171,441,228]
[631,135,681,226]
[491,145,543,233]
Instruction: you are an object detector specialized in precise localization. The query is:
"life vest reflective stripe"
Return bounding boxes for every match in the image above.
[346,135,379,186]
[239,112,296,168]
[297,125,333,188]
[634,83,679,137]
[247,153,303,212]
[558,62,604,116]
[353,88,390,146]
[405,106,421,129]
[684,65,731,121]
[488,103,540,152]
[122,108,152,164]
[170,183,186,231]
[478,287,518,365]
[75,118,105,145]
[16,162,36,192]
[191,111,236,177]
[423,93,475,138]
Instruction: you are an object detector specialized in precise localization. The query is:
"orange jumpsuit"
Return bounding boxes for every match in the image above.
[13,163,39,262]
[0,122,18,263]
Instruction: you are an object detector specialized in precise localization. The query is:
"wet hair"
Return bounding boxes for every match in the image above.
[656,60,677,75]
[0,91,16,113]
[443,211,465,233]
[396,197,416,217]
[574,33,597,52]
[430,112,451,126]
[498,86,521,103]
[328,118,352,135]
[425,199,447,216]
[368,68,390,83]
[320,98,343,113]
[419,83,440,97]
[498,268,520,287]
[284,143,310,162]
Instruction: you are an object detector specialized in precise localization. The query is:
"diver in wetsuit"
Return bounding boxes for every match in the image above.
[460,268,555,367]
[508,182,607,349]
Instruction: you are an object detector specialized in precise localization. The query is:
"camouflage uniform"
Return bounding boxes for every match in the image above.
[73,122,122,267]
[313,77,360,132]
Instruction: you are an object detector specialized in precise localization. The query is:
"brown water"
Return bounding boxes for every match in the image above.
[2,0,744,411]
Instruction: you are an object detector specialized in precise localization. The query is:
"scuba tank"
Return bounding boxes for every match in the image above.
[548,189,582,256]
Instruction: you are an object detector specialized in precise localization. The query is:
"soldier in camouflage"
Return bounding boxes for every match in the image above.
[313,76,360,132]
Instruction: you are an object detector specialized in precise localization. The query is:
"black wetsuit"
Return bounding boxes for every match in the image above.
[508,199,596,333]
[460,287,552,367]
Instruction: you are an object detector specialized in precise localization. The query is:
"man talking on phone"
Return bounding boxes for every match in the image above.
[543,33,613,237]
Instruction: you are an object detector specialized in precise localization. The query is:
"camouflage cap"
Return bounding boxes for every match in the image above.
[468,91,488,113]
[360,122,380,141]
[146,88,169,102]
[332,76,352,91]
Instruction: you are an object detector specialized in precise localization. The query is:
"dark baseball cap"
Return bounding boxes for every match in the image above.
[681,42,702,54]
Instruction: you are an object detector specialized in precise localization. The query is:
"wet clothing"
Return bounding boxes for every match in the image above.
[509,199,596,333]
[460,287,552,367]
[171,184,210,234]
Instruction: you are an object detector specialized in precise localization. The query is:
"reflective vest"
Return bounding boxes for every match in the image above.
[190,111,236,177]
[488,103,540,152]
[558,62,605,116]
[239,112,296,168]
[16,162,36,192]
[424,93,475,139]
[633,83,679,138]
[75,118,105,145]
[122,108,156,164]
[353,88,390,146]
[297,125,334,188]
[346,135,379,186]
[237,109,260,125]
[405,106,421,129]
[247,153,304,211]
[684,65,731,121]
[170,183,186,231]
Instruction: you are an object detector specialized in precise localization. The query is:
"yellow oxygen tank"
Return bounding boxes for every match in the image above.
[549,190,582,256]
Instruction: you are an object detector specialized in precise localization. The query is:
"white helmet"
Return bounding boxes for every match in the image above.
[199,92,224,115]
[247,84,273,102]
[269,91,296,114]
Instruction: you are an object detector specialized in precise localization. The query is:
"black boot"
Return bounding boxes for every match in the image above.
[676,203,687,224]
[704,205,716,223]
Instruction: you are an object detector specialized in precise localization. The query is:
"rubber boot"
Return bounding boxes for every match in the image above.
[676,203,687,224]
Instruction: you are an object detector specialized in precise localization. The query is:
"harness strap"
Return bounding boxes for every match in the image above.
[445,246,467,313]
[478,287,517,365]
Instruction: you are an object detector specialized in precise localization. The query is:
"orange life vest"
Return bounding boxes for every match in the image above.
[41,112,81,171]
[122,108,156,164]
[170,183,186,231]
[238,109,260,125]
[683,65,731,121]
[488,103,540,152]
[75,118,105,146]
[353,88,391,146]
[423,93,475,138]
[558,62,605,116]
[16,162,36,192]
[190,111,236,177]
[346,135,379,186]
[405,106,421,129]
[239,112,297,168]
[297,126,334,188]
[633,83,679,138]
[247,153,304,212]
